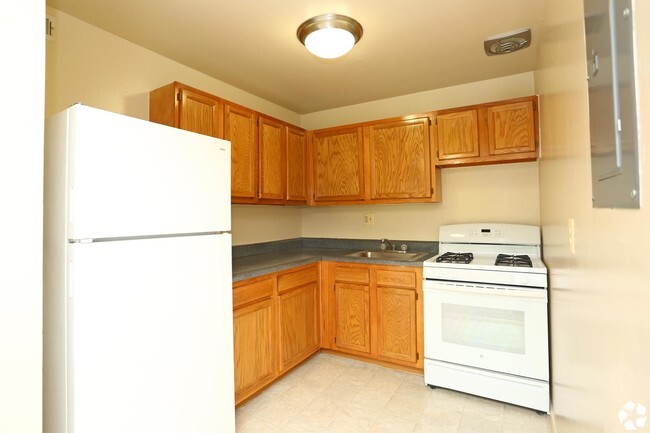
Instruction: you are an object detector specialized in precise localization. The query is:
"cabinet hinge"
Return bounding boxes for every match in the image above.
[428,117,432,126]
[176,92,181,102]
[434,116,438,125]
[257,118,260,126]
[416,353,420,361]
[416,292,419,301]
[334,337,337,344]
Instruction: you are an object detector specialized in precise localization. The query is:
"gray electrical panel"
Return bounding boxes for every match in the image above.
[584,0,640,208]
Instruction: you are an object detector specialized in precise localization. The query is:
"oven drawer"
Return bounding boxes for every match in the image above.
[423,280,549,381]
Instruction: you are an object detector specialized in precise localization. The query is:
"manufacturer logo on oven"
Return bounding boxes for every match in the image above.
[618,401,647,430]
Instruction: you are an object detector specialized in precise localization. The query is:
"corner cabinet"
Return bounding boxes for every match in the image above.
[286,127,308,203]
[232,264,320,406]
[434,96,539,167]
[311,126,365,203]
[322,262,423,369]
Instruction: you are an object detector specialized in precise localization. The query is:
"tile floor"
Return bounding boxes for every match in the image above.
[235,353,551,433]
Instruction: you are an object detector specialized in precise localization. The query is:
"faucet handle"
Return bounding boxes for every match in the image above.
[400,243,408,251]
[380,242,387,250]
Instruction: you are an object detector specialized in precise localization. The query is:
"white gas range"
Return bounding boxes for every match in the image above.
[422,223,549,413]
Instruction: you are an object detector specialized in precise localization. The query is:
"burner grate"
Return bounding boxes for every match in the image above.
[495,254,532,267]
[436,252,474,264]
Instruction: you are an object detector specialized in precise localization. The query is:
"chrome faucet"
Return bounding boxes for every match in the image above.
[380,238,394,250]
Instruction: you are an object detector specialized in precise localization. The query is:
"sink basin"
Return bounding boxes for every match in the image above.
[346,250,429,261]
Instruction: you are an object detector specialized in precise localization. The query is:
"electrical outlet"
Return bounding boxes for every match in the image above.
[363,214,375,226]
[568,218,576,255]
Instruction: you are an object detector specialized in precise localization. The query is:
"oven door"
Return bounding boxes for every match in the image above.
[423,279,548,380]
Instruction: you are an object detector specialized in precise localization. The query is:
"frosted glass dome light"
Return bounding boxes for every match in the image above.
[297,14,363,59]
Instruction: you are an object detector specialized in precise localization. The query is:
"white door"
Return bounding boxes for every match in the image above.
[67,105,231,240]
[424,281,549,380]
[67,234,234,433]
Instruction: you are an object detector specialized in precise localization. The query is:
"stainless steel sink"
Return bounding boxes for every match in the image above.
[345,250,429,261]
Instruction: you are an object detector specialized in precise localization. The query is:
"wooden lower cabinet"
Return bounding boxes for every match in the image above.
[324,262,423,369]
[233,264,320,406]
[233,298,275,400]
[376,286,418,363]
[334,283,371,354]
[278,282,320,372]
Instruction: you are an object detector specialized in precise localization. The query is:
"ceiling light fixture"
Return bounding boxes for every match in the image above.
[297,14,363,59]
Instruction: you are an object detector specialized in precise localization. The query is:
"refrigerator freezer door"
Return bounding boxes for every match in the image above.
[66,234,234,433]
[65,105,230,240]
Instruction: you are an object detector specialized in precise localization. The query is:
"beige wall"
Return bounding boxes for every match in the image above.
[301,72,535,130]
[1,1,44,432]
[535,1,650,432]
[45,8,300,124]
[301,162,540,241]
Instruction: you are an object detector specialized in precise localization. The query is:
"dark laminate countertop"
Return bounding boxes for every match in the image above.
[232,238,438,282]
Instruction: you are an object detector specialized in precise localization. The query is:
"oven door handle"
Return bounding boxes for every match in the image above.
[423,280,547,300]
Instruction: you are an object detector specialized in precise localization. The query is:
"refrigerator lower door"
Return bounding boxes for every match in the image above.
[66,234,234,433]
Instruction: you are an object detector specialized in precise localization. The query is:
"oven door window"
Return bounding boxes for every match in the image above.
[441,304,525,354]
[424,282,548,380]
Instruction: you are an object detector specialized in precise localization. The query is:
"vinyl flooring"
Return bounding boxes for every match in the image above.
[235,353,551,433]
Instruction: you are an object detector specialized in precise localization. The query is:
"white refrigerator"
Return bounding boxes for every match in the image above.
[43,104,236,433]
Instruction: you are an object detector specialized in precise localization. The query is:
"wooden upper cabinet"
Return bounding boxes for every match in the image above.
[487,100,536,156]
[225,103,258,200]
[434,96,539,167]
[258,116,286,201]
[436,109,480,161]
[178,88,221,137]
[368,117,432,200]
[286,127,308,203]
[149,82,223,138]
[312,127,365,203]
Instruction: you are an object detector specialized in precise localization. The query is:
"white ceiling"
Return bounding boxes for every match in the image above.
[46,0,545,114]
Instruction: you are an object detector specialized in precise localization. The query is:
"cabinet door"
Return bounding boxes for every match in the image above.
[225,103,258,199]
[259,116,285,200]
[436,109,480,161]
[278,283,320,372]
[486,100,536,156]
[376,286,418,363]
[233,299,275,403]
[369,118,431,199]
[312,127,365,202]
[286,127,308,202]
[178,87,222,138]
[334,283,370,353]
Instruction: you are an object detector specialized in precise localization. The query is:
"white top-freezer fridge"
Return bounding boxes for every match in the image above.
[43,104,235,433]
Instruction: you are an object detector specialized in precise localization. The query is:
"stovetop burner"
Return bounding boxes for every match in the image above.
[495,254,533,267]
[436,252,474,264]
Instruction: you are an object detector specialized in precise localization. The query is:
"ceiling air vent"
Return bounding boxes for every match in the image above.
[484,28,531,56]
